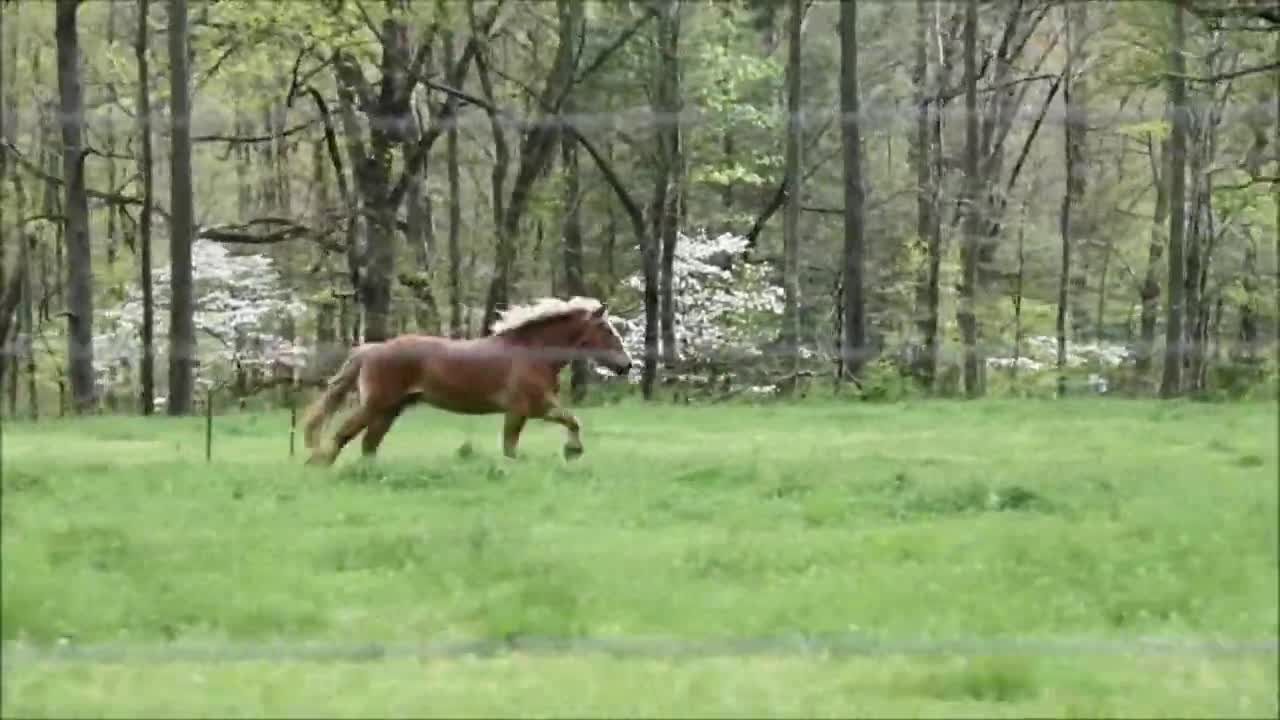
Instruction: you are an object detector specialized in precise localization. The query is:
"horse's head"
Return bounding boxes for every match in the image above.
[577,303,632,375]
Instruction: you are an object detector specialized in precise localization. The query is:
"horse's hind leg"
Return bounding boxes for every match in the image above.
[307,405,372,466]
[361,398,410,458]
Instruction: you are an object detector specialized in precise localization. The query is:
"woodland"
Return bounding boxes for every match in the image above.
[0,0,1276,417]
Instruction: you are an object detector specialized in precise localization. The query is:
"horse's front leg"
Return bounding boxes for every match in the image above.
[502,412,527,459]
[541,406,585,460]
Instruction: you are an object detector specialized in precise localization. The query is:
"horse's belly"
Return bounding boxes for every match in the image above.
[415,385,502,414]
[409,346,510,415]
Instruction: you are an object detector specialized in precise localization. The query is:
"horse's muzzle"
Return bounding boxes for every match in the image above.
[606,353,633,375]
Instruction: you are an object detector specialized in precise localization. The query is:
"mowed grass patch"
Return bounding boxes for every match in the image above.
[2,398,1277,716]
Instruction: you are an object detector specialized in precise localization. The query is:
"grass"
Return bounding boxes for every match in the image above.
[1,397,1277,718]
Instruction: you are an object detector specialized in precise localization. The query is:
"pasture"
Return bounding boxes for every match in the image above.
[1,398,1277,718]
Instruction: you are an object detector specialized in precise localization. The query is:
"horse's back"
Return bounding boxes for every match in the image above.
[363,334,513,414]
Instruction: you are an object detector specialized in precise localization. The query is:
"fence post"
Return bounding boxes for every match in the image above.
[288,390,297,458]
[205,385,214,463]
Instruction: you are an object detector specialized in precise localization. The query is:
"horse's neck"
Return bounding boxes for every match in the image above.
[501,316,583,367]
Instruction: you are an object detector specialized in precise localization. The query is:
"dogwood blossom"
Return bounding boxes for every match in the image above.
[94,240,307,393]
[612,230,784,382]
[986,334,1132,393]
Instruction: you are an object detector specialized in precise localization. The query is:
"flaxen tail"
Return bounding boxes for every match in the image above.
[302,346,368,450]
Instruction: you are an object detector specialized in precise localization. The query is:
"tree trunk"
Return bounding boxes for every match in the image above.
[0,265,21,388]
[655,0,682,370]
[444,31,464,339]
[560,99,588,402]
[1012,191,1029,380]
[403,119,439,335]
[839,0,866,381]
[56,0,96,414]
[1057,1,1087,397]
[1237,233,1258,361]
[1136,128,1169,378]
[1066,2,1090,347]
[272,100,296,387]
[647,4,673,387]
[0,0,8,407]
[356,17,413,343]
[721,128,735,227]
[560,128,648,398]
[136,0,156,415]
[780,0,803,381]
[9,163,36,419]
[1184,113,1204,392]
[1095,235,1113,341]
[480,0,583,331]
[104,1,120,270]
[333,70,365,345]
[258,103,277,211]
[1160,0,1188,398]
[473,26,509,333]
[166,0,195,415]
[604,141,618,283]
[909,0,940,388]
[957,0,983,397]
[235,111,252,218]
[22,228,37,420]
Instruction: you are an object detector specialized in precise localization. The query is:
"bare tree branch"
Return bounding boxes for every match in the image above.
[193,119,320,144]
[571,5,659,87]
[1186,60,1280,83]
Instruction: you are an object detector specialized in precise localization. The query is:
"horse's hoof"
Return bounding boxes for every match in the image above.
[304,452,332,467]
[563,444,584,461]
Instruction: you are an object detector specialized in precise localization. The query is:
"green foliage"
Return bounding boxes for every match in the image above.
[853,358,918,403]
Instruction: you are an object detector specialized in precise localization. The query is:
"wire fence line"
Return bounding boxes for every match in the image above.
[1,336,1274,384]
[6,95,1279,143]
[5,331,1277,362]
[4,634,1278,667]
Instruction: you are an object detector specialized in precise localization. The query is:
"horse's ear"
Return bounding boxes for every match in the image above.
[592,303,608,318]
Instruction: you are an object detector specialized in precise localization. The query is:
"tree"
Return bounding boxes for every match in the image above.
[838,0,866,381]
[617,230,783,381]
[780,0,802,382]
[560,94,588,401]
[909,0,946,390]
[479,0,587,331]
[98,240,305,393]
[957,0,983,397]
[2,0,1275,414]
[136,0,156,414]
[1058,0,1089,396]
[653,0,682,370]
[443,29,464,339]
[1161,0,1189,398]
[55,0,95,413]
[167,0,196,414]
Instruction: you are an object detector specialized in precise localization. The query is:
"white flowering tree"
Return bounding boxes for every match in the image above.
[986,334,1134,393]
[94,239,308,399]
[612,230,784,385]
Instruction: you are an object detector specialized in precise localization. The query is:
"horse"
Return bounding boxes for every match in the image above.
[301,296,633,465]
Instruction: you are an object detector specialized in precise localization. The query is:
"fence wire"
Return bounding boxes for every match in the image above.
[8,95,1280,139]
[5,634,1278,667]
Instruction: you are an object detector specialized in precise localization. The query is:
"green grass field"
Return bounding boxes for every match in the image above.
[2,398,1277,718]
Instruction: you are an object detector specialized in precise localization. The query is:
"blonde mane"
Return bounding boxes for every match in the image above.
[489,296,604,335]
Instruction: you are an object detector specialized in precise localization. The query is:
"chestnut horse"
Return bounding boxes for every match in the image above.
[301,296,632,465]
